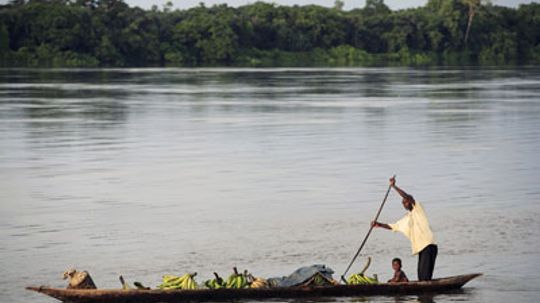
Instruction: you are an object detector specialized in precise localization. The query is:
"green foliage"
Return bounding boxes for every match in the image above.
[170,5,238,64]
[0,0,537,67]
[96,36,123,66]
[478,31,518,65]
[7,44,99,67]
[328,45,370,65]
[0,24,9,52]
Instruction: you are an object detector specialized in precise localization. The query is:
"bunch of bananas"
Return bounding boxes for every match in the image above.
[250,277,269,288]
[224,268,249,289]
[204,272,225,289]
[309,273,338,286]
[157,273,198,290]
[247,273,269,289]
[347,273,378,285]
[347,256,379,285]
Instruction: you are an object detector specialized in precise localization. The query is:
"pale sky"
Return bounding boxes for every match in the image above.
[0,0,537,10]
[113,0,538,10]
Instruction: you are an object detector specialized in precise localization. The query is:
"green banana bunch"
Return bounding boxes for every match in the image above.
[204,272,225,289]
[347,273,378,285]
[346,257,378,285]
[313,273,327,286]
[157,272,198,290]
[306,272,338,286]
[224,267,248,289]
[158,275,183,289]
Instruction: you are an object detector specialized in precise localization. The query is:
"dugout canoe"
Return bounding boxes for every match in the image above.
[27,273,482,303]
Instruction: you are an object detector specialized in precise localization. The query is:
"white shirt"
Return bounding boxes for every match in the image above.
[389,201,436,255]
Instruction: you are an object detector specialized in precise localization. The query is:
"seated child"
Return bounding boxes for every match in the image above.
[388,258,409,283]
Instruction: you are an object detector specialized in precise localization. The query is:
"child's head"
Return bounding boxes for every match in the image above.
[392,258,402,271]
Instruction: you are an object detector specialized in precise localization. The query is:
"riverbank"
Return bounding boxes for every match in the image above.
[1,1,538,68]
[1,46,537,68]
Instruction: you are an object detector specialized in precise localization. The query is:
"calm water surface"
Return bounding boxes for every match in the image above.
[0,67,539,303]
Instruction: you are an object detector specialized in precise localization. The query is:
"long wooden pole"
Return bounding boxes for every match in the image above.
[340,175,395,284]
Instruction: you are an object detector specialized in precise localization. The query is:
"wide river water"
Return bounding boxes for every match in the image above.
[0,67,539,303]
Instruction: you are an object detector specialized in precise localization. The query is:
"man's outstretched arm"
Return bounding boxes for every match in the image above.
[371,220,391,230]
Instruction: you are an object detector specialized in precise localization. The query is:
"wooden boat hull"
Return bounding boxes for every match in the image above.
[27,273,482,303]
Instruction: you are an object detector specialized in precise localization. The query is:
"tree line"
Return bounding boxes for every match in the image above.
[0,0,538,67]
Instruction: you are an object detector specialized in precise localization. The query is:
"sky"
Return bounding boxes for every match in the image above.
[113,0,537,10]
[0,0,537,10]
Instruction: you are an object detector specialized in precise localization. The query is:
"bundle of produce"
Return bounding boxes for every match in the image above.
[301,272,338,287]
[276,264,335,288]
[63,268,97,289]
[224,268,249,289]
[157,273,198,290]
[266,277,282,288]
[347,257,379,285]
[119,275,151,290]
[118,275,150,290]
[245,272,269,288]
[348,273,378,285]
[204,272,225,289]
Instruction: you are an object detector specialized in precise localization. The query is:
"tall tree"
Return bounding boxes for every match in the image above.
[364,0,390,15]
[334,0,344,11]
[463,0,481,45]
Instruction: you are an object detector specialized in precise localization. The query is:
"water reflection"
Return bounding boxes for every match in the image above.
[286,292,456,303]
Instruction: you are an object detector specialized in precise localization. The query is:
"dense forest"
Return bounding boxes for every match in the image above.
[0,0,538,67]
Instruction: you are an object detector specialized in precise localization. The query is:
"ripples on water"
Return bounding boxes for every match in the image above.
[0,68,539,303]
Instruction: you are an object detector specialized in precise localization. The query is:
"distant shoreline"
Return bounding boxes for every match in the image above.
[1,1,538,68]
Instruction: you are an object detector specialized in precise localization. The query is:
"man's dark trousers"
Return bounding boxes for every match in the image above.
[418,244,437,281]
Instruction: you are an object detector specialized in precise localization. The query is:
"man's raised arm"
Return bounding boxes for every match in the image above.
[390,177,414,203]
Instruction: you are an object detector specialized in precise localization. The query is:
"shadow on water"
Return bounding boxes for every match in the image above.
[281,289,473,303]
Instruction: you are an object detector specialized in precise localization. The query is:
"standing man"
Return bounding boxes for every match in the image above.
[371,177,438,281]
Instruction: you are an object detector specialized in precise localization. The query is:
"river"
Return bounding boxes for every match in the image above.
[0,67,539,303]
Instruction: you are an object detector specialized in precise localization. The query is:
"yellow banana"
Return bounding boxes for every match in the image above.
[235,276,242,288]
[179,274,190,283]
[225,277,234,288]
[250,277,268,288]
[348,274,369,285]
[180,278,188,289]
[162,275,180,285]
[163,275,178,282]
